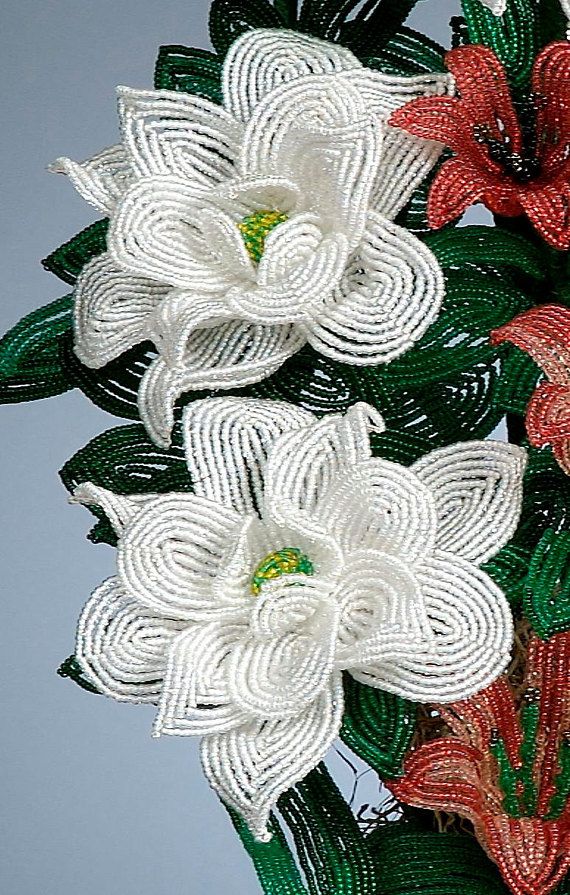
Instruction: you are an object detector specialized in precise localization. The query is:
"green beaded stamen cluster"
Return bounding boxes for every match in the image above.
[251,547,314,595]
[238,209,289,263]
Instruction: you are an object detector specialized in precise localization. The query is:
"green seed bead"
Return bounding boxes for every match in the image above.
[238,209,289,263]
[251,548,314,595]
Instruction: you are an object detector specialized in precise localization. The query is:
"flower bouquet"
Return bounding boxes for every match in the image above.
[2,0,569,892]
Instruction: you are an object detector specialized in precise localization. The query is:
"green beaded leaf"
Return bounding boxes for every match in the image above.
[279,765,378,895]
[513,446,570,553]
[57,655,100,694]
[367,825,511,894]
[482,544,532,608]
[298,0,363,38]
[227,808,308,895]
[154,46,223,102]
[461,0,536,90]
[536,0,568,47]
[273,0,299,26]
[338,0,420,57]
[340,675,416,778]
[524,529,570,640]
[60,422,191,545]
[0,295,75,403]
[42,219,109,286]
[209,0,283,55]
[492,348,542,417]
[364,26,446,76]
[383,271,531,387]
[60,334,156,421]
[424,227,545,282]
[371,429,434,465]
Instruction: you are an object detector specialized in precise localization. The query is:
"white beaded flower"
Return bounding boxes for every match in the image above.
[73,398,524,839]
[52,29,450,447]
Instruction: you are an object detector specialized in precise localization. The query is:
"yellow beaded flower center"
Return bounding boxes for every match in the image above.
[250,548,314,596]
[238,209,289,263]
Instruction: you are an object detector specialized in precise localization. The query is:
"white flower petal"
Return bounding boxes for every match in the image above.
[411,442,527,565]
[335,550,431,656]
[201,675,344,841]
[478,0,507,13]
[344,70,451,220]
[117,86,242,185]
[227,225,349,324]
[319,458,437,560]
[73,253,169,368]
[350,551,513,703]
[76,576,185,702]
[154,621,249,737]
[182,397,315,512]
[372,127,444,220]
[108,175,239,291]
[138,323,305,448]
[117,493,244,620]
[71,483,159,536]
[341,69,453,118]
[240,76,380,246]
[223,29,360,122]
[215,175,301,216]
[227,624,338,720]
[303,212,444,364]
[50,145,132,215]
[263,403,385,524]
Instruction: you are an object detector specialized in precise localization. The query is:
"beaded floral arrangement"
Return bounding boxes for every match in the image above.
[2,0,570,893]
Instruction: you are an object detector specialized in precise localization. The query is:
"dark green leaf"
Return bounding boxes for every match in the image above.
[513,446,570,552]
[341,675,416,778]
[209,0,283,55]
[425,226,546,281]
[536,0,568,46]
[492,347,542,416]
[154,46,223,102]
[524,529,570,640]
[279,765,378,895]
[364,25,445,75]
[0,296,75,403]
[367,824,511,894]
[339,0,420,57]
[298,0,362,39]
[57,655,100,694]
[383,271,531,387]
[273,0,299,26]
[42,219,109,286]
[227,808,307,895]
[60,421,191,544]
[371,429,434,465]
[60,333,155,421]
[482,543,532,608]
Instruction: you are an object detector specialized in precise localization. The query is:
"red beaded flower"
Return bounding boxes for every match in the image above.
[389,42,570,250]
[492,305,570,475]
[389,632,570,895]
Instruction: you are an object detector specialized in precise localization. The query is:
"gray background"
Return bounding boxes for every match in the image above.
[1,2,466,893]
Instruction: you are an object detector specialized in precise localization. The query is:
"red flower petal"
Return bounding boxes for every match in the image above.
[388,96,475,153]
[445,45,523,156]
[526,382,570,448]
[427,157,486,227]
[390,739,485,817]
[533,42,570,175]
[491,305,570,385]
[518,181,570,250]
[484,817,570,895]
